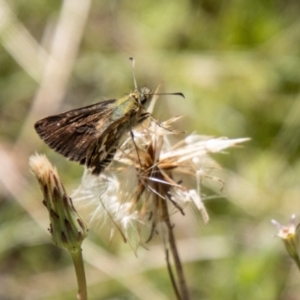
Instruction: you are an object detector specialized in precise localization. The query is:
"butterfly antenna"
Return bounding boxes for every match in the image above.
[150,92,185,98]
[129,57,138,90]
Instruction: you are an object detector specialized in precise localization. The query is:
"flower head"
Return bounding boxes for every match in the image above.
[73,117,249,247]
[272,215,300,268]
[29,154,88,252]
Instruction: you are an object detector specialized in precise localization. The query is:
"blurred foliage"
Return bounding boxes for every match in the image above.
[1,0,300,299]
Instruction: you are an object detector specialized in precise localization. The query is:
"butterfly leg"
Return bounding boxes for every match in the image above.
[130,130,143,170]
[138,112,150,123]
[139,112,184,134]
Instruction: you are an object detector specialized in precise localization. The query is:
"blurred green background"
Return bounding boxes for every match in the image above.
[1,0,300,299]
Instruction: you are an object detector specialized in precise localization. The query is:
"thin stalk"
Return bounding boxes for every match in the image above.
[293,255,300,271]
[165,248,181,300]
[160,187,190,300]
[70,248,88,300]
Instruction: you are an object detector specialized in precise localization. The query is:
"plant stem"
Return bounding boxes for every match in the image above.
[161,196,190,300]
[293,255,300,271]
[70,248,88,300]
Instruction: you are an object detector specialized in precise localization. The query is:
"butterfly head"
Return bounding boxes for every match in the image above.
[132,87,152,105]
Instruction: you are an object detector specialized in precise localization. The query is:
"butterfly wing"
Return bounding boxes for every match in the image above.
[34,99,116,164]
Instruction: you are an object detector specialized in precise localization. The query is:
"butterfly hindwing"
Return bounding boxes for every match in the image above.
[86,107,140,174]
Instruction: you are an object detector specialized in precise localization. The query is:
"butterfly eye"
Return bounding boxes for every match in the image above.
[140,87,151,105]
[140,95,148,105]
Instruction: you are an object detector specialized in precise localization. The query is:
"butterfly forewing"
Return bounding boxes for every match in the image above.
[35,99,116,168]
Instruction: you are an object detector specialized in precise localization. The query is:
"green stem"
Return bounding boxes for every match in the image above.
[293,255,300,271]
[70,248,88,300]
